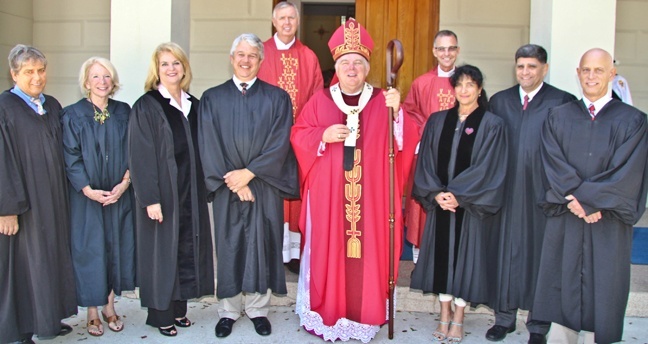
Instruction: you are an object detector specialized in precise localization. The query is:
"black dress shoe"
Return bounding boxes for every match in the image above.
[158,325,177,337]
[215,318,236,338]
[250,316,272,336]
[528,333,547,344]
[58,323,73,336]
[485,324,515,341]
[175,317,191,327]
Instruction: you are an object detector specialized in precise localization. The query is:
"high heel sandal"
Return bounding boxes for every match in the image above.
[175,316,191,327]
[158,325,177,337]
[432,321,450,341]
[447,322,464,343]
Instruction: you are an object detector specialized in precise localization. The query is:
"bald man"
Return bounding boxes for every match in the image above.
[532,48,648,344]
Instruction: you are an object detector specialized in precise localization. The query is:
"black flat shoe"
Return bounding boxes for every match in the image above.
[250,316,271,336]
[175,317,191,327]
[59,323,73,336]
[215,317,236,338]
[485,324,515,341]
[528,333,547,344]
[158,325,177,337]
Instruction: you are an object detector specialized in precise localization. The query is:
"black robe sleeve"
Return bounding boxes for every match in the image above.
[411,113,446,211]
[128,95,163,207]
[0,114,29,215]
[61,105,91,192]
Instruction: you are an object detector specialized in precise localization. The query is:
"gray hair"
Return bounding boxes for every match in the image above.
[434,30,458,45]
[8,44,47,74]
[273,1,299,20]
[230,34,264,60]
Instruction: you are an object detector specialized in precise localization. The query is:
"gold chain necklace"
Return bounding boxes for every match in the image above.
[90,99,110,124]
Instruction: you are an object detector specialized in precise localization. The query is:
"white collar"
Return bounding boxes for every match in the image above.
[437,65,455,77]
[273,33,295,50]
[330,82,373,148]
[582,91,613,116]
[158,84,191,117]
[232,76,257,91]
[519,82,544,104]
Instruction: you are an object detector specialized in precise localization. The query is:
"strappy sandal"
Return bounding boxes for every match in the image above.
[159,325,177,337]
[101,311,124,332]
[432,320,450,341]
[447,322,464,343]
[175,316,191,327]
[87,318,104,337]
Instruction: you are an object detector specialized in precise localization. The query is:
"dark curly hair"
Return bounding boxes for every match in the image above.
[450,64,488,109]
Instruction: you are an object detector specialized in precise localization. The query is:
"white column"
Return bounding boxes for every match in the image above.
[110,0,190,105]
[530,0,617,98]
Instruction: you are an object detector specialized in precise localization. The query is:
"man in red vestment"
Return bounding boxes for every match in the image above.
[291,18,408,342]
[402,30,460,260]
[257,1,324,267]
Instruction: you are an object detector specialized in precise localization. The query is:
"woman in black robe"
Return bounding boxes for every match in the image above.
[128,42,214,337]
[62,57,135,336]
[410,65,507,343]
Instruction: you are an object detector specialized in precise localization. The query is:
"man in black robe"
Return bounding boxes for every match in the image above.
[486,44,575,344]
[533,48,648,344]
[198,33,298,338]
[0,45,76,343]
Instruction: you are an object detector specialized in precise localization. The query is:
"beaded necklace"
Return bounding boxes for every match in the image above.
[90,99,110,124]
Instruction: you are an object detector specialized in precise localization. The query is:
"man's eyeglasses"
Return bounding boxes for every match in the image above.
[434,46,458,53]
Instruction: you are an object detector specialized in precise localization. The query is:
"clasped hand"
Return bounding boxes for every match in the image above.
[565,195,602,223]
[224,169,255,202]
[435,192,459,212]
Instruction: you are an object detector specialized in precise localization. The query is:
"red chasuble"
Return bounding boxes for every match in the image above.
[291,86,403,328]
[258,38,324,234]
[402,69,456,247]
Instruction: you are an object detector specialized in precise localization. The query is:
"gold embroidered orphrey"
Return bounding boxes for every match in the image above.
[345,149,362,259]
[277,53,299,120]
[437,89,455,111]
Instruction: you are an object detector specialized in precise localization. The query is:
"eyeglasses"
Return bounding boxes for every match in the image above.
[434,46,458,53]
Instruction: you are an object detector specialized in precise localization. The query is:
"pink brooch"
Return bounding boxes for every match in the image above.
[465,127,474,135]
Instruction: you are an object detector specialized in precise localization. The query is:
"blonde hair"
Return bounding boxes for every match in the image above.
[78,57,121,97]
[144,42,192,92]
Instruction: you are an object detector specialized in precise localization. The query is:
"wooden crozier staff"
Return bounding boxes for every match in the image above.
[386,38,403,340]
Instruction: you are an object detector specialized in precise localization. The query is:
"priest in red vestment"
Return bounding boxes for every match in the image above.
[402,30,460,258]
[257,1,324,265]
[291,18,408,343]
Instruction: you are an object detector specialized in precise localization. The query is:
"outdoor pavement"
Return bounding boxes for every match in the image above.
[32,213,648,344]
[32,297,648,344]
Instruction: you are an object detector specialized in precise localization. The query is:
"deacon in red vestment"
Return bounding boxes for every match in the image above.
[291,18,408,343]
[402,30,460,255]
[257,1,324,263]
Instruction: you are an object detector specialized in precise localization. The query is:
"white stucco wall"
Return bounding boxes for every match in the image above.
[616,0,648,111]
[0,1,34,90]
[190,0,272,98]
[32,0,110,107]
[439,0,530,98]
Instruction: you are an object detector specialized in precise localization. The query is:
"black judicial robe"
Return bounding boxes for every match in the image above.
[533,99,648,344]
[62,99,135,307]
[410,107,507,305]
[128,90,214,310]
[0,91,77,342]
[198,79,298,298]
[488,84,575,312]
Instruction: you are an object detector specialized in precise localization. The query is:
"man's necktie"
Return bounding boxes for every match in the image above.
[31,97,45,115]
[240,83,248,96]
[589,103,596,120]
[523,94,529,110]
